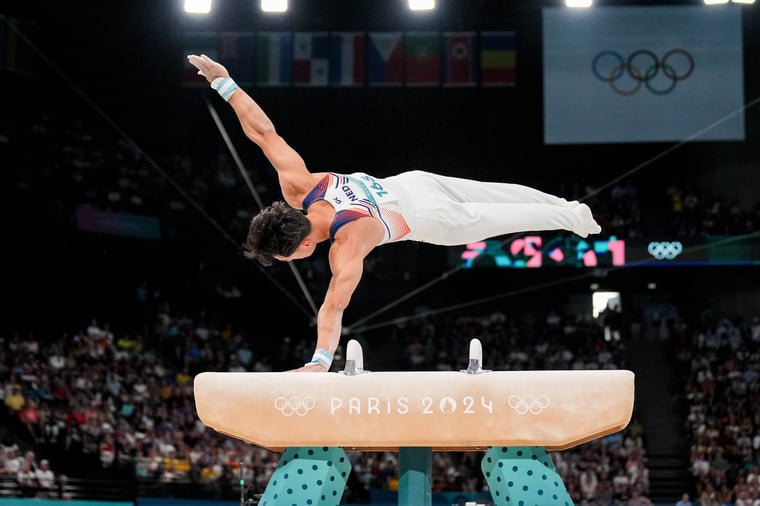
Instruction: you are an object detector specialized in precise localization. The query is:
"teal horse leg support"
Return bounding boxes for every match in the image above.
[259,447,351,506]
[398,447,433,506]
[481,446,574,506]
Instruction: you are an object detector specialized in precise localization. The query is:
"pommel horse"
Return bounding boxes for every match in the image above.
[194,339,635,506]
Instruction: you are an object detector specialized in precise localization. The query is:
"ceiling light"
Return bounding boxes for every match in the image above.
[408,0,435,11]
[261,0,288,13]
[184,0,212,14]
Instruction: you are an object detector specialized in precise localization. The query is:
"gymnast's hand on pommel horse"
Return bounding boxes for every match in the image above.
[187,54,602,373]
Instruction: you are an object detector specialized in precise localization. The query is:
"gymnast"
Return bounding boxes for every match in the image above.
[187,53,602,372]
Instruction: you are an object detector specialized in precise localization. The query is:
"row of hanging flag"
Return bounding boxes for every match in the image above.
[182,30,516,88]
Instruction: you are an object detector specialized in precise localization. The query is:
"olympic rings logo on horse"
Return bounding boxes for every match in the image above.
[274,396,316,416]
[508,395,550,415]
[592,49,695,96]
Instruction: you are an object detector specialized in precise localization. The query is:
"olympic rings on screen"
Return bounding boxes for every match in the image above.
[647,241,683,260]
[592,49,694,96]
[508,395,550,415]
[274,396,316,416]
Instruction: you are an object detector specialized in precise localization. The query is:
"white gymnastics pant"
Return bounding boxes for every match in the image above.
[391,170,599,245]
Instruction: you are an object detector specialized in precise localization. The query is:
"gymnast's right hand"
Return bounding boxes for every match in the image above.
[289,363,329,373]
[187,54,229,84]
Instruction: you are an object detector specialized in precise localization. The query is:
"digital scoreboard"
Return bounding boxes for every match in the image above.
[453,234,760,269]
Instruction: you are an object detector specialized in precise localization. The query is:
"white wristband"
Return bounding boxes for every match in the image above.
[305,348,333,370]
[210,77,239,101]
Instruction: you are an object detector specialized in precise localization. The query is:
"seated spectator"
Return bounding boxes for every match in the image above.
[16,461,38,497]
[34,459,56,495]
[579,466,599,500]
[627,486,653,506]
[4,384,25,414]
[1,446,22,476]
[18,399,43,442]
[675,492,693,506]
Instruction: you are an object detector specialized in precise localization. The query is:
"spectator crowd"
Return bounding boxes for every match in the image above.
[1,300,653,505]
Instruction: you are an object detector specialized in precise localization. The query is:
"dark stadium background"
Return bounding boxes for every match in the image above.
[1,1,759,504]
[4,0,757,330]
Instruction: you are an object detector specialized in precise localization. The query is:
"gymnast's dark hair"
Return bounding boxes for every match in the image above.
[243,201,311,266]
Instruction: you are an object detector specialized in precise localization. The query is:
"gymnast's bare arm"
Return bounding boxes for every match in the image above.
[291,220,385,372]
[187,54,317,206]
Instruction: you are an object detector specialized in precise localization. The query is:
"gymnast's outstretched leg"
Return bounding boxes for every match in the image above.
[394,170,602,244]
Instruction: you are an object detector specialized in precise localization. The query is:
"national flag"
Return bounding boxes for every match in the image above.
[367,32,404,86]
[443,32,476,86]
[293,32,330,87]
[183,31,218,87]
[404,31,441,86]
[219,32,255,86]
[542,6,745,144]
[480,31,516,87]
[256,32,293,86]
[329,32,366,87]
